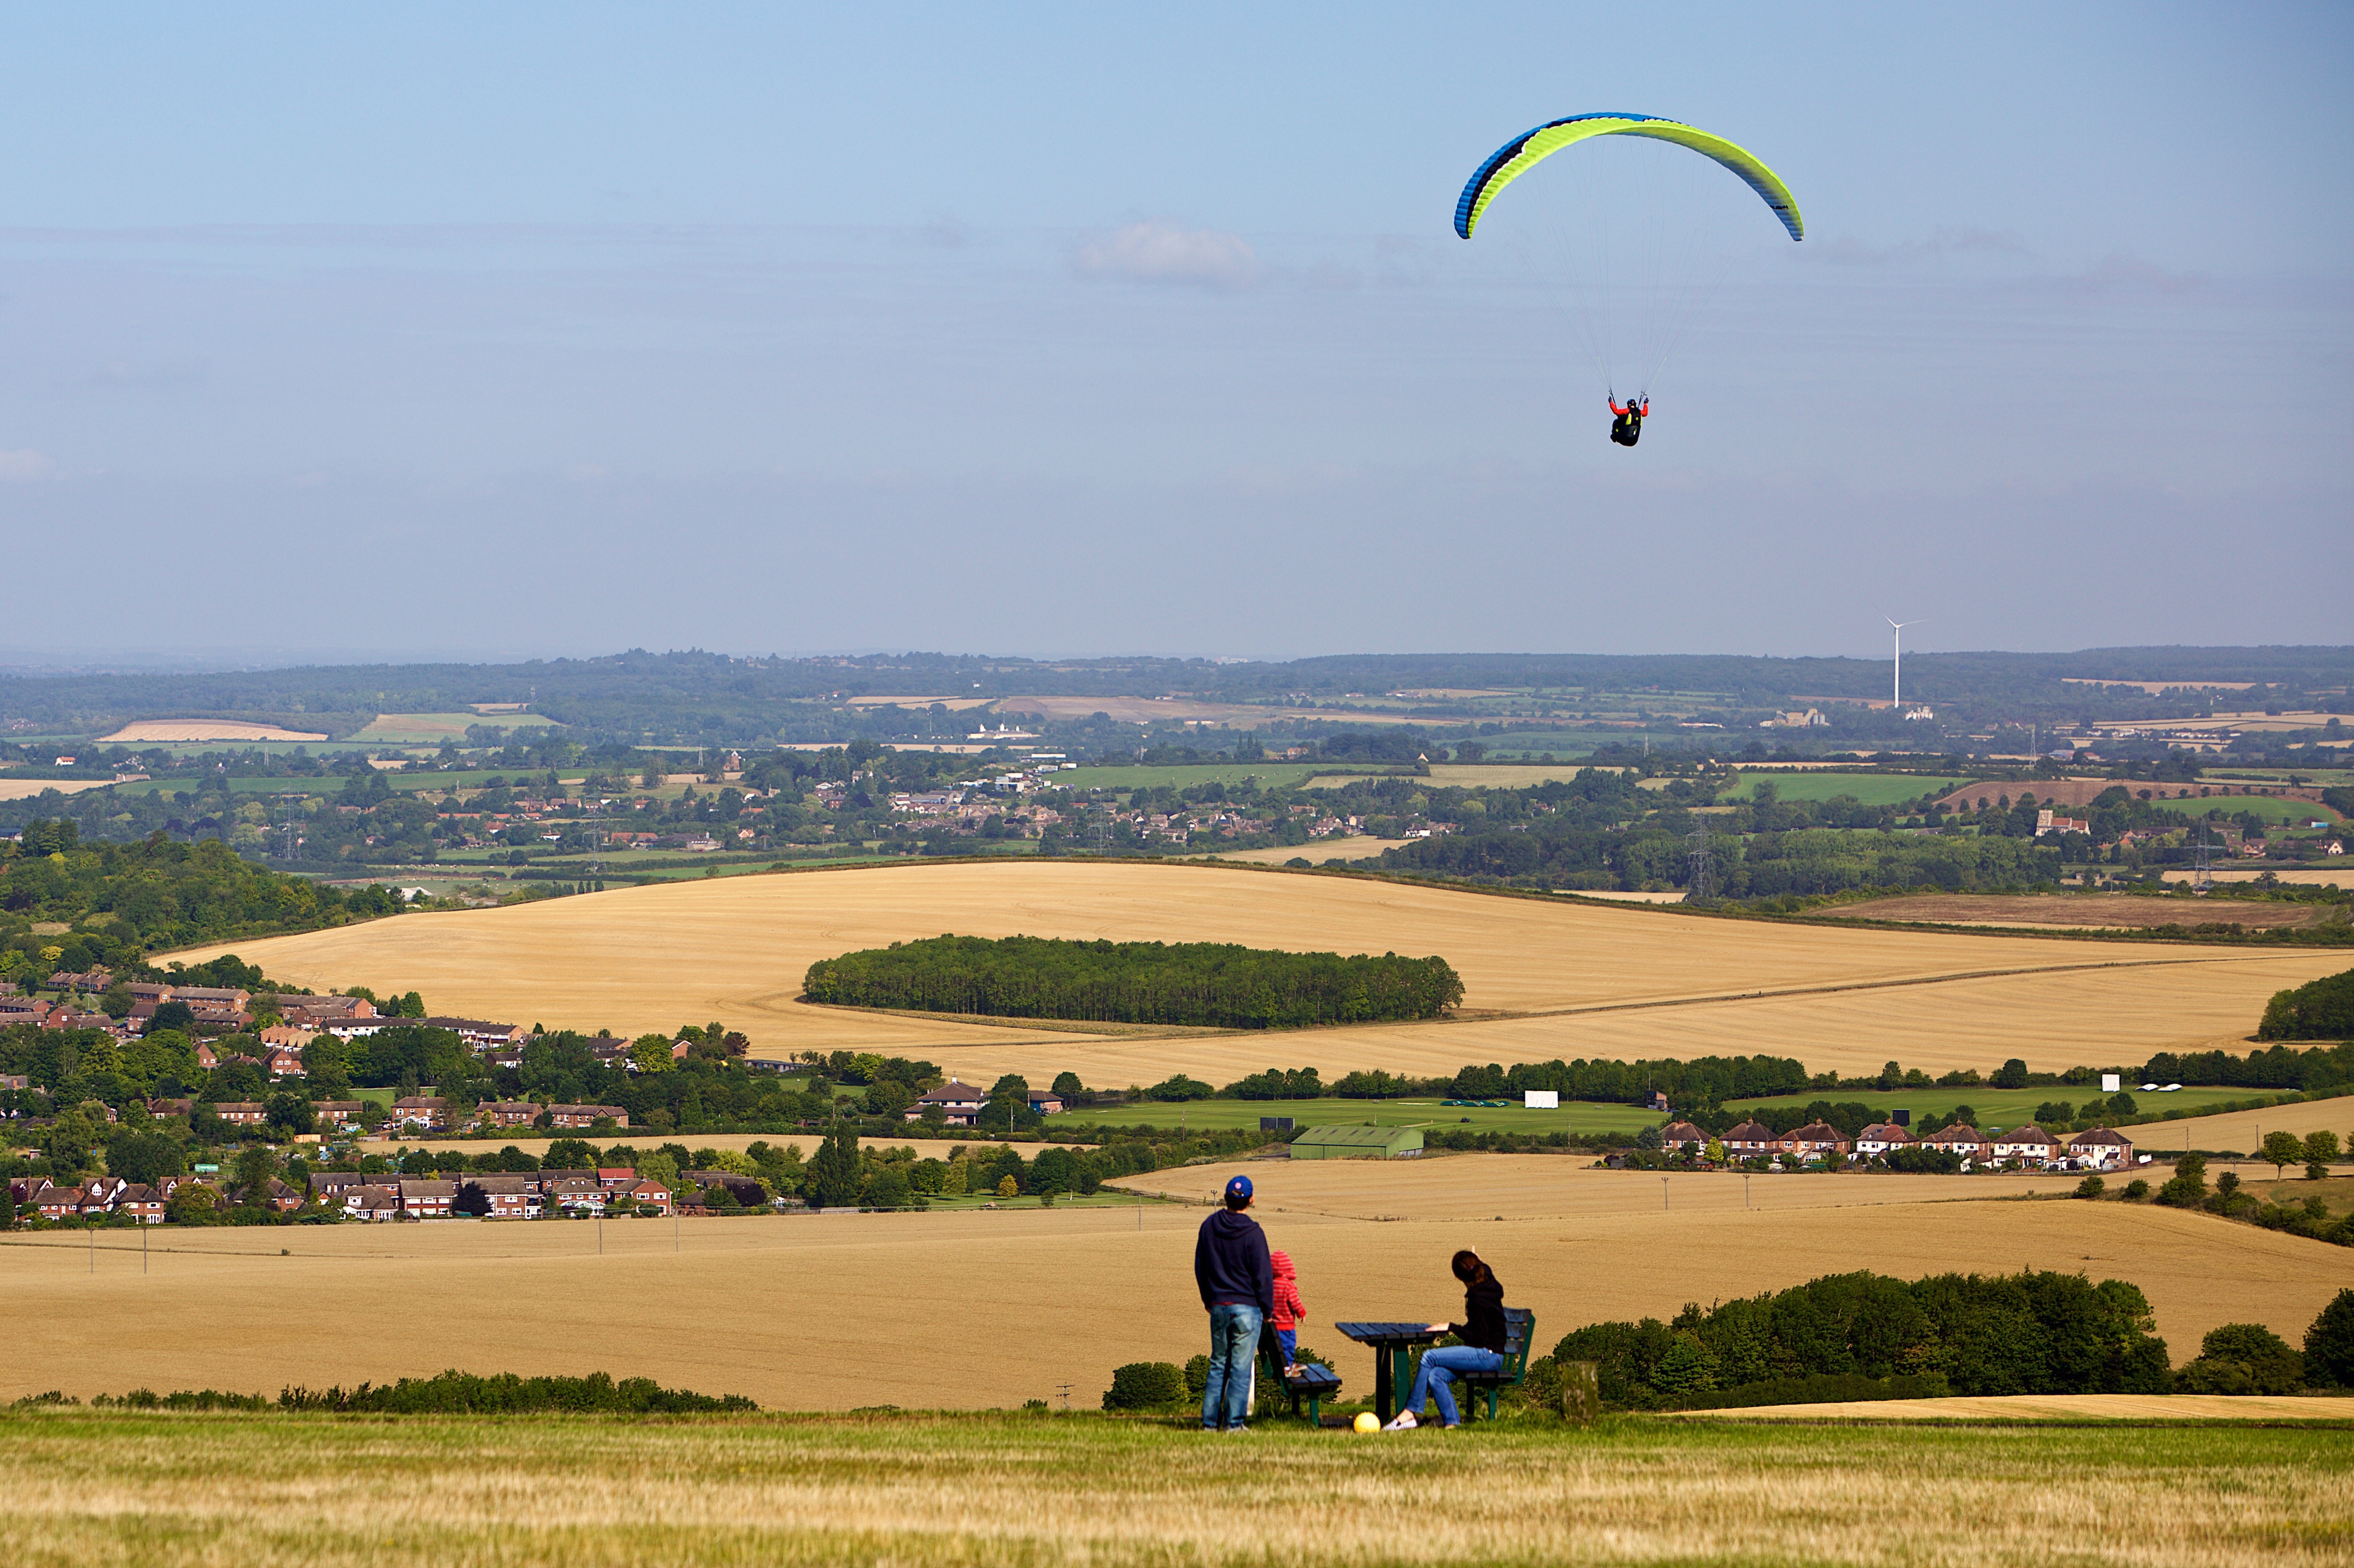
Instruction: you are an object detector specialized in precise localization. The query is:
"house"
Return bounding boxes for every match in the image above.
[238,1177,305,1213]
[594,1167,639,1188]
[263,1048,307,1077]
[114,1183,165,1223]
[546,1103,627,1129]
[623,1179,672,1214]
[683,1169,768,1207]
[391,1096,451,1131]
[2324,840,2345,857]
[1025,1088,1066,1116]
[49,968,112,991]
[1659,1120,1710,1152]
[341,1184,401,1221]
[1854,1122,1914,1157]
[419,1017,526,1051]
[211,1101,269,1127]
[268,993,377,1025]
[1764,708,1829,729]
[147,1097,195,1119]
[312,1100,366,1130]
[1989,1125,2064,1166]
[908,1080,992,1126]
[259,1024,320,1050]
[461,1174,541,1218]
[2066,1127,2136,1168]
[1720,1120,1778,1157]
[474,1100,539,1129]
[542,1174,608,1213]
[0,997,54,1022]
[1920,1124,1985,1161]
[2034,810,2092,837]
[308,1171,379,1198]
[1779,1122,1849,1160]
[397,1179,456,1217]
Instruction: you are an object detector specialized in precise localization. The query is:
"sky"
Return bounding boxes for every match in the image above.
[0,2,2348,666]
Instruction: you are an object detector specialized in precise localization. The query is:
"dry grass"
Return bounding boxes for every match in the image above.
[1184,838,1413,865]
[2,1411,2346,1568]
[1826,895,2323,930]
[6,1157,2346,1412]
[2162,869,2348,887]
[170,861,2349,1087]
[2123,1097,2354,1155]
[0,779,113,800]
[1672,1394,2353,1423]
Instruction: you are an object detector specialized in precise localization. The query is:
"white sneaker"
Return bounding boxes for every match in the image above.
[1382,1411,1419,1432]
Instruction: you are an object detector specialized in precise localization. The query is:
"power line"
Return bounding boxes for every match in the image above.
[1685,813,1716,904]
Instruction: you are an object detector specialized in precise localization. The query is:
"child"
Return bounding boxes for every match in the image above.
[1270,1250,1305,1368]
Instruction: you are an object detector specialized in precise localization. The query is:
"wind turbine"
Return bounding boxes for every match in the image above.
[1885,617,1920,709]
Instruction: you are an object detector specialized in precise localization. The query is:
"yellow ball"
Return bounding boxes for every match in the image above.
[1353,1411,1380,1434]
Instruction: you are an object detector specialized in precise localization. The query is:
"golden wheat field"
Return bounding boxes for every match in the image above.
[1672,1393,2352,1422]
[6,1157,2344,1411]
[173,860,2345,1087]
[7,1411,2345,1568]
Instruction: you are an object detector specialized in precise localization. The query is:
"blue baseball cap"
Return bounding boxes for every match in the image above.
[1226,1175,1253,1200]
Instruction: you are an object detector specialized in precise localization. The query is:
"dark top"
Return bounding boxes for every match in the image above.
[1450,1275,1508,1353]
[1194,1208,1273,1315]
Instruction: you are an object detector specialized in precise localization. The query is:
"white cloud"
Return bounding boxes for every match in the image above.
[0,449,54,481]
[1075,220,1261,290]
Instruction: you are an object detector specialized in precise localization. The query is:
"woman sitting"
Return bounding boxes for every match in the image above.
[1384,1249,1506,1430]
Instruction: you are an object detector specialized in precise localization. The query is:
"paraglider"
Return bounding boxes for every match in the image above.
[1608,394,1647,447]
[1454,113,1802,447]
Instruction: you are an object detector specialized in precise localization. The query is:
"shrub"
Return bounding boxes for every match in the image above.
[274,1370,751,1413]
[2123,1178,2150,1201]
[1102,1361,1188,1411]
[2074,1175,2106,1199]
[2175,1323,2304,1395]
[2155,1155,2208,1208]
[2306,1289,2354,1388]
[1184,1354,1210,1398]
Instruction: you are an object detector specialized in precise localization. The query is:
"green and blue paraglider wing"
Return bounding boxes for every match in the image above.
[1455,113,1803,241]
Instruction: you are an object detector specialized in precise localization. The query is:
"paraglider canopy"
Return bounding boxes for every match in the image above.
[1456,113,1803,243]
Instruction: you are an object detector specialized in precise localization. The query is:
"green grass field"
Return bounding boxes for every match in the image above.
[1071,1096,1657,1136]
[1727,772,1970,806]
[2,1408,2342,1567]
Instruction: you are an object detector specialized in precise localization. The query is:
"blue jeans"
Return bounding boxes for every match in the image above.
[1276,1328,1297,1363]
[1203,1303,1263,1429]
[1401,1345,1502,1426]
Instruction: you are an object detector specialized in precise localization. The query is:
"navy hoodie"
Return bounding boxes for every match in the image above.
[1195,1207,1273,1316]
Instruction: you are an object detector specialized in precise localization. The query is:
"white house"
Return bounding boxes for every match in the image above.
[1989,1125,2064,1166]
[1854,1122,1914,1157]
[2065,1127,2137,1169]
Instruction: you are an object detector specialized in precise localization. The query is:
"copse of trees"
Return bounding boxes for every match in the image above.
[804,935,1463,1030]
[1549,1269,2172,1410]
[2257,967,2354,1042]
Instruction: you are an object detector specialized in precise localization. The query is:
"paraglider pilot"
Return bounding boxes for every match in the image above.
[1609,394,1648,447]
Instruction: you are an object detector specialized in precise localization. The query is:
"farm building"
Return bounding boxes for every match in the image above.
[1288,1125,1423,1161]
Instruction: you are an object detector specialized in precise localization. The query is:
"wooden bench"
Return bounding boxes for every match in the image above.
[1452,1307,1535,1421]
[1257,1335,1345,1425]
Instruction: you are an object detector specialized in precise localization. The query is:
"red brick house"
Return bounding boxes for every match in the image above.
[1720,1120,1777,1157]
[1778,1122,1849,1160]
[547,1103,627,1129]
[1659,1120,1710,1152]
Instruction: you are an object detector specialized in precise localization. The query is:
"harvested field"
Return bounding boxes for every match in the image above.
[6,1411,2346,1568]
[170,860,2350,1087]
[1184,837,1412,865]
[993,694,1422,727]
[1676,1393,2352,1423]
[1823,894,2325,930]
[5,1157,2346,1409]
[2164,868,2348,887]
[350,711,558,742]
[93,720,327,742]
[2122,1095,2354,1155]
[0,778,112,800]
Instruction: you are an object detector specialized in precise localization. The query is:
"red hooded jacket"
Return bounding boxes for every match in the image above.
[1269,1249,1305,1330]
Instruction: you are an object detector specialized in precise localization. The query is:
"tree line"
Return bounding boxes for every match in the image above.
[803,936,1464,1030]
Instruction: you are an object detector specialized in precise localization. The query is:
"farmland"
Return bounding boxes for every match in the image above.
[5,1410,2344,1568]
[170,859,2351,1087]
[6,1157,2350,1412]
[1724,1083,2281,1126]
[1726,771,1970,806]
[1075,1096,1659,1137]
[1821,893,2330,930]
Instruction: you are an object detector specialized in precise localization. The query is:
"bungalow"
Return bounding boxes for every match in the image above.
[908,1080,992,1127]
[1854,1122,1914,1157]
[1920,1124,1986,1161]
[2066,1127,2137,1169]
[397,1179,456,1217]
[1025,1088,1066,1116]
[1989,1125,2064,1166]
[547,1103,627,1129]
[1720,1119,1778,1157]
[1779,1122,1849,1160]
[1659,1120,1710,1152]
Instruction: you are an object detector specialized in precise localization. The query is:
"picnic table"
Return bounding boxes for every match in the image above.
[1334,1320,1448,1422]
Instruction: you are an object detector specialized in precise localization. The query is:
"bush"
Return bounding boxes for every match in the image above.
[1102,1361,1188,1411]
[2174,1324,2304,1395]
[2074,1175,2106,1199]
[2156,1155,2208,1208]
[273,1370,752,1413]
[1669,1372,1951,1411]
[2306,1289,2354,1388]
[2123,1178,2150,1201]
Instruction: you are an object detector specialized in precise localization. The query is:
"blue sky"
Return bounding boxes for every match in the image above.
[1,3,2346,663]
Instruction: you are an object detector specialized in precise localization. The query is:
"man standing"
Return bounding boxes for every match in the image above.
[1193,1173,1273,1432]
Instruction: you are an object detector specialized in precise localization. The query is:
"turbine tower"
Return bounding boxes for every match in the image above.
[1885,617,1919,709]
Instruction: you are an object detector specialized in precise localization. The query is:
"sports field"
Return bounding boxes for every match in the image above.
[171,860,2348,1088]
[7,1156,2347,1411]
[5,1411,2343,1568]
